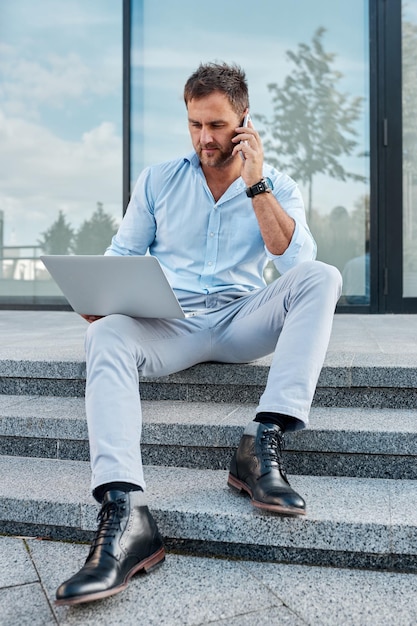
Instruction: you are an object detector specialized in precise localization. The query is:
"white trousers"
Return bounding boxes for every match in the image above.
[85,261,342,493]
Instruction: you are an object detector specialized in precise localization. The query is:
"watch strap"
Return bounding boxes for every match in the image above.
[245,177,272,198]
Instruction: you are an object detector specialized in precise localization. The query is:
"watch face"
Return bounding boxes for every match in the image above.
[259,178,273,193]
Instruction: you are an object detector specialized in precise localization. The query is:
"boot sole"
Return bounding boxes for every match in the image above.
[227,473,306,517]
[55,545,166,606]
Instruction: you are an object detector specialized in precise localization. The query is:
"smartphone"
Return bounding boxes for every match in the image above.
[240,113,250,160]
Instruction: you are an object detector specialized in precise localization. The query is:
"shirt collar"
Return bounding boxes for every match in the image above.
[184,150,247,201]
[184,151,200,169]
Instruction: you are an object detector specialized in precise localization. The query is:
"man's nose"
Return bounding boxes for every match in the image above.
[200,126,214,145]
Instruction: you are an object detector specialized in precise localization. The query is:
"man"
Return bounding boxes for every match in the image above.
[56,62,342,606]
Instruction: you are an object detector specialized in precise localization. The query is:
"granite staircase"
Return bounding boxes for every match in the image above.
[1,312,417,573]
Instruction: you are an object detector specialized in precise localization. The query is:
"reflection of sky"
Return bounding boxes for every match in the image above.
[0,0,123,245]
[131,0,370,216]
[404,2,417,21]
[0,0,370,247]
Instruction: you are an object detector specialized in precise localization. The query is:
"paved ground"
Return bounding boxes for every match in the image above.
[2,535,417,626]
[1,310,417,362]
[1,311,417,625]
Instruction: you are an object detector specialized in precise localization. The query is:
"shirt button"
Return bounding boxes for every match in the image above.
[207,261,213,266]
[210,232,214,237]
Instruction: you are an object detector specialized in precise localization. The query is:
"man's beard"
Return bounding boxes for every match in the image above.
[197,142,235,169]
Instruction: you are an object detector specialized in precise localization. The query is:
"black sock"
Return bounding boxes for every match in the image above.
[254,412,300,433]
[93,481,143,503]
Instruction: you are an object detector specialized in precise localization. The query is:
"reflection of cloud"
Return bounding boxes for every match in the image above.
[0,43,119,122]
[3,0,118,30]
[404,4,417,22]
[0,110,121,244]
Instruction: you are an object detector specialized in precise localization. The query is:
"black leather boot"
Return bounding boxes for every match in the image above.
[228,422,306,516]
[55,490,165,606]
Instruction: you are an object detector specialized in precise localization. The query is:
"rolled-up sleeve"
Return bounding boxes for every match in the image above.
[264,169,317,274]
[265,220,317,274]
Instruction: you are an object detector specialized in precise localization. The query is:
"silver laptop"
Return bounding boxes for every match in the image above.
[40,255,185,318]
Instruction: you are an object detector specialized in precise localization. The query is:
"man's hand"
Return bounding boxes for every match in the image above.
[232,117,264,187]
[232,115,295,256]
[80,314,104,324]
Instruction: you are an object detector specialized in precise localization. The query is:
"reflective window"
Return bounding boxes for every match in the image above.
[1,0,370,305]
[402,1,417,297]
[0,0,123,300]
[131,0,370,303]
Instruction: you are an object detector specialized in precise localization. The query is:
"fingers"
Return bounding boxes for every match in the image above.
[80,314,103,323]
[233,138,252,161]
[233,120,257,142]
[233,121,261,154]
[233,123,263,163]
[232,123,264,186]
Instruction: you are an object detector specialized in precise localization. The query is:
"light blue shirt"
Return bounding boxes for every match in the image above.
[106,151,316,308]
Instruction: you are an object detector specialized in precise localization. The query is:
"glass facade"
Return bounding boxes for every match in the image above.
[402,0,417,297]
[8,0,417,312]
[0,0,123,301]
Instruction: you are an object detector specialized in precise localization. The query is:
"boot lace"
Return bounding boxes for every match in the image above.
[259,427,289,482]
[87,496,127,560]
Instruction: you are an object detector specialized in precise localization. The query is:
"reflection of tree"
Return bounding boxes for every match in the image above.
[73,202,118,255]
[38,210,74,254]
[255,27,366,219]
[39,203,118,256]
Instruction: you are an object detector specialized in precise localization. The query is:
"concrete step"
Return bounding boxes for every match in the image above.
[0,354,417,408]
[1,454,416,573]
[1,395,417,479]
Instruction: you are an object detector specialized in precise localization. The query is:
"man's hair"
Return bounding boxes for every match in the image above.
[184,62,249,115]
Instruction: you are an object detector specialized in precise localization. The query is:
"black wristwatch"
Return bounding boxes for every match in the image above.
[245,177,274,198]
